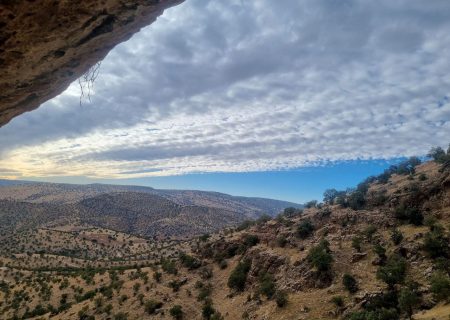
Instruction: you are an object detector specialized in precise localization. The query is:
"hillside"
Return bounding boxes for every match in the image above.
[0,181,301,239]
[0,157,449,320]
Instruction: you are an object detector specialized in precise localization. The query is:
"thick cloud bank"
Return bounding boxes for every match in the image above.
[1,0,449,178]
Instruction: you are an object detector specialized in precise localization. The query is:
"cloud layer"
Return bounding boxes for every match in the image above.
[1,0,450,179]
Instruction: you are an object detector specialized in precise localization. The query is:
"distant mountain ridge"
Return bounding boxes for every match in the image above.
[0,179,302,238]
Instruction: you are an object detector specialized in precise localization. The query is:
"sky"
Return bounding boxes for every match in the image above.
[1,0,450,202]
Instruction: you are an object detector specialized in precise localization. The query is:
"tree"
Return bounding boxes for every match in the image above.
[430,272,450,302]
[297,220,315,239]
[307,239,333,272]
[347,191,366,210]
[170,305,183,320]
[228,259,251,291]
[364,225,377,242]
[352,236,362,252]
[377,255,407,289]
[145,300,163,315]
[305,200,318,209]
[423,225,449,258]
[259,273,276,299]
[342,274,358,294]
[275,290,288,307]
[323,189,338,204]
[373,243,387,259]
[391,229,403,245]
[428,146,446,162]
[398,285,420,320]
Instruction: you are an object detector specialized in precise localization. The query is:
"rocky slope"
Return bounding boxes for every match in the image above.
[0,0,183,127]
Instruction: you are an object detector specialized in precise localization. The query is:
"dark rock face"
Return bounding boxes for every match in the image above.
[0,0,183,127]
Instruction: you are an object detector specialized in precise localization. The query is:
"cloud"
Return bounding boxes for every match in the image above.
[0,0,449,178]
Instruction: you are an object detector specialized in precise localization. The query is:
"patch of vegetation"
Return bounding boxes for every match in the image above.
[170,305,183,319]
[430,272,450,302]
[307,239,333,273]
[343,273,358,294]
[228,259,252,291]
[275,290,288,308]
[297,219,315,239]
[259,273,276,299]
[377,255,407,289]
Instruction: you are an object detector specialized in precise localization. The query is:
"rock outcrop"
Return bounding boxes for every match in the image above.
[0,0,183,127]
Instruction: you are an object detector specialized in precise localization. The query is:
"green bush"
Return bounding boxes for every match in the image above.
[394,206,423,226]
[347,308,398,320]
[145,299,163,314]
[307,239,333,272]
[114,312,128,320]
[423,225,449,258]
[180,253,201,270]
[259,273,276,299]
[275,290,288,308]
[170,305,183,320]
[430,272,450,302]
[297,219,315,239]
[276,235,288,248]
[161,259,178,275]
[342,274,358,294]
[391,229,403,245]
[305,200,318,208]
[373,243,387,258]
[398,285,420,319]
[364,225,377,242]
[331,295,344,307]
[352,236,362,252]
[228,259,251,291]
[243,234,260,247]
[376,255,407,288]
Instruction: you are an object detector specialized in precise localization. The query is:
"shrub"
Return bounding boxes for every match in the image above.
[428,146,449,163]
[394,206,423,226]
[180,253,201,270]
[170,305,183,320]
[398,285,420,319]
[323,189,338,204]
[377,255,407,288]
[430,272,450,302]
[347,191,366,210]
[145,299,163,314]
[331,295,344,307]
[305,200,318,209]
[259,273,276,299]
[161,259,178,275]
[373,243,387,258]
[275,290,288,307]
[228,259,251,291]
[342,274,358,294]
[114,313,128,320]
[283,207,302,217]
[297,220,314,239]
[364,225,377,242]
[243,234,259,247]
[391,229,403,245]
[347,308,398,320]
[423,225,449,258]
[153,271,162,283]
[236,220,255,231]
[276,235,288,247]
[307,239,333,272]
[352,236,362,252]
